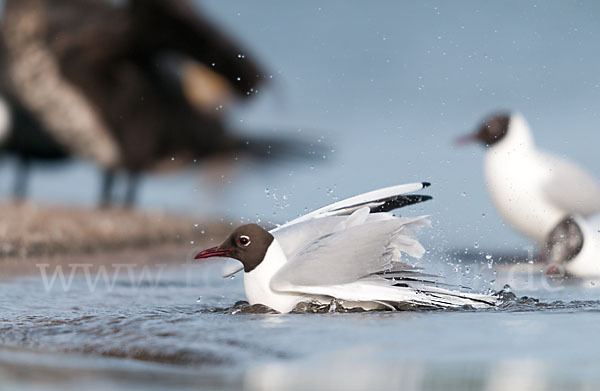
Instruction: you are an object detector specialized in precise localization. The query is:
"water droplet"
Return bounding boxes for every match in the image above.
[591,281,596,286]
[485,254,492,260]
[461,192,467,197]
[190,240,195,245]
[194,223,199,227]
[230,275,236,280]
[473,242,479,249]
[196,297,203,303]
[200,230,205,234]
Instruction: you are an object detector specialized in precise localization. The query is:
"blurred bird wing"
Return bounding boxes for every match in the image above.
[270,215,431,289]
[540,152,600,215]
[2,2,120,168]
[130,0,266,96]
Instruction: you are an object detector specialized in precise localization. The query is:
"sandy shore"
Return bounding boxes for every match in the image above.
[0,203,231,275]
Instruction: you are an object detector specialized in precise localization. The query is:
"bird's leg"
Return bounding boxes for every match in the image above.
[13,156,31,203]
[124,172,140,209]
[99,168,116,208]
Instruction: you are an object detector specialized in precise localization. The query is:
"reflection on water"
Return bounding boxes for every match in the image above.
[1,259,600,390]
[0,348,237,391]
[245,355,600,391]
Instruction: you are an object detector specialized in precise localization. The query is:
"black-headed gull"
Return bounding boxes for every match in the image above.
[458,112,600,244]
[195,183,497,313]
[543,214,600,277]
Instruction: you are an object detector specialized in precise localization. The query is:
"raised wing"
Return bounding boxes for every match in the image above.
[271,211,394,259]
[270,216,431,289]
[269,214,497,308]
[223,182,432,278]
[273,182,432,231]
[539,152,600,215]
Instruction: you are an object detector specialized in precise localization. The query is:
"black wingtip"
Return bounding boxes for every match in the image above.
[370,194,432,213]
[422,182,431,188]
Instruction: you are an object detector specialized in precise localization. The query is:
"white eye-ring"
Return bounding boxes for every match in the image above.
[238,235,251,247]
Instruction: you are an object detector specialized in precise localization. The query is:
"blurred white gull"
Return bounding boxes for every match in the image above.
[458,112,600,244]
[195,182,497,313]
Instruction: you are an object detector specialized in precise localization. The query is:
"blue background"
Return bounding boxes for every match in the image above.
[2,0,600,251]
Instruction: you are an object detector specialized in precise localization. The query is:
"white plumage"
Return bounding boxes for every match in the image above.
[206,183,497,313]
[482,113,600,243]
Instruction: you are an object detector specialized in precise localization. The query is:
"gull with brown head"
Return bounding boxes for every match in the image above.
[195,182,497,313]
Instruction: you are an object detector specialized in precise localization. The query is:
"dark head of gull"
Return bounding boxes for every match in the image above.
[455,112,511,148]
[195,224,274,273]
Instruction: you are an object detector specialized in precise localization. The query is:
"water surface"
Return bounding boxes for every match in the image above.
[1,257,599,390]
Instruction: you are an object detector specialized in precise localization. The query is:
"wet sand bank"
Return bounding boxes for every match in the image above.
[0,203,231,276]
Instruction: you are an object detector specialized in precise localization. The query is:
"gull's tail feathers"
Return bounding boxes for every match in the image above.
[412,285,498,308]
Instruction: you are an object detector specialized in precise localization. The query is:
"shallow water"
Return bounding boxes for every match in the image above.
[1,257,600,390]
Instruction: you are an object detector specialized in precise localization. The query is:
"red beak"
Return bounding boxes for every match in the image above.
[454,133,479,146]
[194,246,232,260]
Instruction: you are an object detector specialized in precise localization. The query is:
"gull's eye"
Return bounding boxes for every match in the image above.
[238,235,251,247]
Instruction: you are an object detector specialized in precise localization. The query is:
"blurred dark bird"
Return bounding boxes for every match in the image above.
[0,37,70,200]
[1,0,314,207]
